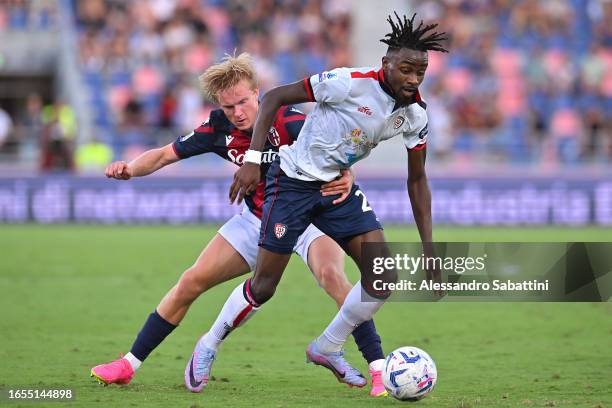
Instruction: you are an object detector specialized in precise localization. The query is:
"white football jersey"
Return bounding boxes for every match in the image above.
[279,66,429,182]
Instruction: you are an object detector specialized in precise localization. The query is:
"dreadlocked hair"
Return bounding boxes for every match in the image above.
[380,12,448,53]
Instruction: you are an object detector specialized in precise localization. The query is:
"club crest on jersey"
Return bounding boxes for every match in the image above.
[394,116,405,129]
[274,223,287,239]
[268,127,281,146]
[225,135,235,146]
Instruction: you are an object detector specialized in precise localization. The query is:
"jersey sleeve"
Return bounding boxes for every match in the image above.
[403,116,428,151]
[304,67,351,103]
[172,121,215,159]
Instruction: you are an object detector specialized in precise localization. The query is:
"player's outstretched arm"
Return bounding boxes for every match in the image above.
[229,81,311,204]
[104,143,179,180]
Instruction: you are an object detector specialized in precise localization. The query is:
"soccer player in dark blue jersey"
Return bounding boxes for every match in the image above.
[91,53,387,396]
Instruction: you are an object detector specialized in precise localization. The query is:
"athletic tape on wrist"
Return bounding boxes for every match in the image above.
[244,149,262,164]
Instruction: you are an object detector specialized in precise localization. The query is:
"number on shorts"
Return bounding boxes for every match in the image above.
[355,189,372,212]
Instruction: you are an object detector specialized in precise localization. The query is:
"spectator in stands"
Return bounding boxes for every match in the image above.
[75,135,113,173]
[40,101,76,172]
[0,0,56,31]
[68,0,611,167]
[75,0,351,133]
[13,93,45,161]
[413,0,610,165]
[18,93,44,139]
[158,86,177,129]
[112,98,152,161]
[0,106,14,153]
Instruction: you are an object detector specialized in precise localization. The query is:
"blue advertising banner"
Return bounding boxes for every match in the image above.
[0,177,610,225]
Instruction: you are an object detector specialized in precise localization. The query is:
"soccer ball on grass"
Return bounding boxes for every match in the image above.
[382,346,437,401]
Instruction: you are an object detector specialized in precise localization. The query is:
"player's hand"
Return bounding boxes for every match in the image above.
[321,169,354,205]
[423,242,443,298]
[105,161,132,180]
[229,162,261,205]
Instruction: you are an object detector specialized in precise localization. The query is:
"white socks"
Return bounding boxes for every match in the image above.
[316,281,384,353]
[369,359,385,372]
[199,280,260,352]
[123,352,142,371]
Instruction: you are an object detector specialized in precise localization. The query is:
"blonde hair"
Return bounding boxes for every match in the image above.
[198,52,258,104]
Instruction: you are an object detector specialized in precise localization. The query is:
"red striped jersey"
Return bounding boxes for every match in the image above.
[172,105,305,218]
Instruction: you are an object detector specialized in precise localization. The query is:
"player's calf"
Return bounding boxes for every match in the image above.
[315,265,352,308]
[249,249,292,304]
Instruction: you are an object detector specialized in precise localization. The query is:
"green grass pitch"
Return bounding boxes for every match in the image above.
[0,225,610,407]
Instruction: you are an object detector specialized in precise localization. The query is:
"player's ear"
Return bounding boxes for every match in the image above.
[253,88,260,98]
[382,55,390,70]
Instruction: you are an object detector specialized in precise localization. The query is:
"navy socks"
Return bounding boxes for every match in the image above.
[130,310,177,362]
[351,319,384,364]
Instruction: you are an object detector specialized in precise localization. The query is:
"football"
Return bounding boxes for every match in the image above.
[382,346,437,401]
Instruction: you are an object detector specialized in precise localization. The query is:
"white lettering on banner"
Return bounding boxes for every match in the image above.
[442,186,588,225]
[595,183,612,225]
[73,184,238,223]
[32,182,70,223]
[0,182,28,221]
[363,185,592,225]
[433,185,553,225]
[0,179,608,225]
[74,189,203,223]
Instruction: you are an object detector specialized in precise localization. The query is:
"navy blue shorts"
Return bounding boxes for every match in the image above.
[259,158,382,254]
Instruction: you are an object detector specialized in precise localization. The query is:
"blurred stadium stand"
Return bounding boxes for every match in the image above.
[0,0,610,225]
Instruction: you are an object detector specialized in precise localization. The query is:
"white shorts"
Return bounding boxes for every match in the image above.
[218,207,325,271]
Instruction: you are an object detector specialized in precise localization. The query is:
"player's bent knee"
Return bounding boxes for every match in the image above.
[175,267,212,302]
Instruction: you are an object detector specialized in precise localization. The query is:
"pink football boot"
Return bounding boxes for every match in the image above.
[369,366,388,397]
[90,355,134,385]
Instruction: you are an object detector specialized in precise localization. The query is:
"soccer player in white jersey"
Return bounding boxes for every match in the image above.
[90,53,388,397]
[188,13,449,391]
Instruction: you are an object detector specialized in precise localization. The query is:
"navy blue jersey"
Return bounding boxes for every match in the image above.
[172,106,305,218]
